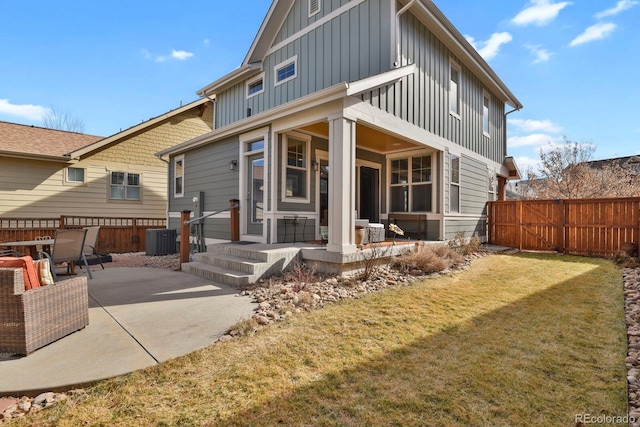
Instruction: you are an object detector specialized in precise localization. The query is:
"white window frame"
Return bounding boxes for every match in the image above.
[449,59,461,120]
[483,90,490,137]
[246,72,265,99]
[450,154,460,213]
[274,56,298,87]
[65,167,85,184]
[109,171,141,201]
[174,155,184,198]
[387,150,435,213]
[308,0,321,17]
[281,132,311,204]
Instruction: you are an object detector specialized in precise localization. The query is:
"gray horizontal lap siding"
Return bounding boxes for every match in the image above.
[444,219,486,240]
[362,11,505,164]
[460,155,488,216]
[169,136,240,240]
[216,0,392,129]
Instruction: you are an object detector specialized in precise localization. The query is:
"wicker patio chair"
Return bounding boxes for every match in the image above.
[0,267,89,356]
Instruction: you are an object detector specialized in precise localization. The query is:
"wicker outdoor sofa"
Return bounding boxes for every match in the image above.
[0,267,88,356]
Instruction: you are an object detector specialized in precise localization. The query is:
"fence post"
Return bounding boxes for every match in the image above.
[230,199,240,242]
[180,211,191,269]
[558,199,565,253]
[60,215,66,229]
[516,201,522,251]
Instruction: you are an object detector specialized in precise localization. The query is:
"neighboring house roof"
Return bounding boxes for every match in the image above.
[70,98,211,159]
[584,155,640,172]
[0,98,211,163]
[0,121,103,161]
[198,0,522,110]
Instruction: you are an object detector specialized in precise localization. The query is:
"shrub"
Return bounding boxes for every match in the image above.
[448,231,481,256]
[284,259,317,288]
[613,250,640,268]
[392,244,462,274]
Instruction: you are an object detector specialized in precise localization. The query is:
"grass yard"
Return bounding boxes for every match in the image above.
[17,253,627,426]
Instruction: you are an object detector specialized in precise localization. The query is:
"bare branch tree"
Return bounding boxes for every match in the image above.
[42,106,86,133]
[526,137,640,199]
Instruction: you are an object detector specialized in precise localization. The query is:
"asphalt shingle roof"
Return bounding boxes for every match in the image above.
[0,121,103,158]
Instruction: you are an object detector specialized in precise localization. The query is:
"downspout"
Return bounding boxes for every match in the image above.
[155,153,171,229]
[499,106,521,200]
[395,0,417,67]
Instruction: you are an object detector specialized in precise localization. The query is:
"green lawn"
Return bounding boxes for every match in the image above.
[19,253,628,426]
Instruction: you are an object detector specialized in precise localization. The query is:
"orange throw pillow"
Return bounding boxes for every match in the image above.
[0,256,41,290]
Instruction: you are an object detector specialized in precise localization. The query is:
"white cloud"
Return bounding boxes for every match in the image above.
[525,45,554,63]
[569,22,617,47]
[513,155,542,172]
[0,99,50,121]
[511,0,572,26]
[509,118,563,133]
[465,32,513,60]
[203,38,210,46]
[595,0,638,18]
[508,133,563,148]
[171,50,194,60]
[142,49,194,62]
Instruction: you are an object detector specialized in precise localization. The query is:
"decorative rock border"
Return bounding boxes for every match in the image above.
[0,391,72,422]
[624,267,640,426]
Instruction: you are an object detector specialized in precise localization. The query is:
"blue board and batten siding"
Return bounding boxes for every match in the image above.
[362,11,506,165]
[168,137,240,239]
[216,0,393,129]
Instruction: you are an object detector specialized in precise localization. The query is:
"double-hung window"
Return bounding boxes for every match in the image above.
[110,171,141,201]
[450,61,461,118]
[450,155,460,213]
[283,134,309,201]
[174,155,184,197]
[390,154,432,212]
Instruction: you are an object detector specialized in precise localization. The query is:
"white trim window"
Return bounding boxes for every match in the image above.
[274,56,298,87]
[389,154,433,213]
[449,60,461,118]
[309,0,321,17]
[483,91,490,137]
[282,133,310,202]
[110,171,141,201]
[174,155,184,198]
[66,167,85,183]
[246,73,265,98]
[450,154,460,213]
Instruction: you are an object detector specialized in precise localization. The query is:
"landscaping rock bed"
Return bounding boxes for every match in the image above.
[623,267,640,426]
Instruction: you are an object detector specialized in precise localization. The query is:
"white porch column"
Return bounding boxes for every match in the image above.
[327,114,357,254]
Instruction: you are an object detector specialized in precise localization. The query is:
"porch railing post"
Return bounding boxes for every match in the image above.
[230,199,240,242]
[180,210,191,269]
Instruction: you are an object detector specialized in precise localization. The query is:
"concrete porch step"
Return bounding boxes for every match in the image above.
[181,261,253,287]
[181,242,304,288]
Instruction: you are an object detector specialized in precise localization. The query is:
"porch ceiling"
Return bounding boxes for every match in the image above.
[299,122,418,153]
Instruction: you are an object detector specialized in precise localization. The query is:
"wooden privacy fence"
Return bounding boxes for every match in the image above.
[488,198,640,257]
[0,216,166,254]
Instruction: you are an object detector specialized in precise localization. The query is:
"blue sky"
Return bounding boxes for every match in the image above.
[1,0,638,173]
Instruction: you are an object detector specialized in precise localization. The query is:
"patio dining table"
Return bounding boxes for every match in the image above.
[0,238,55,258]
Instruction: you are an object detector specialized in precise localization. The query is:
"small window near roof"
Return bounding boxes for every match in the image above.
[483,92,490,136]
[246,73,265,98]
[309,0,321,16]
[66,167,85,183]
[274,56,297,86]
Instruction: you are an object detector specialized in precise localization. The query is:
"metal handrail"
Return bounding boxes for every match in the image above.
[184,204,239,225]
